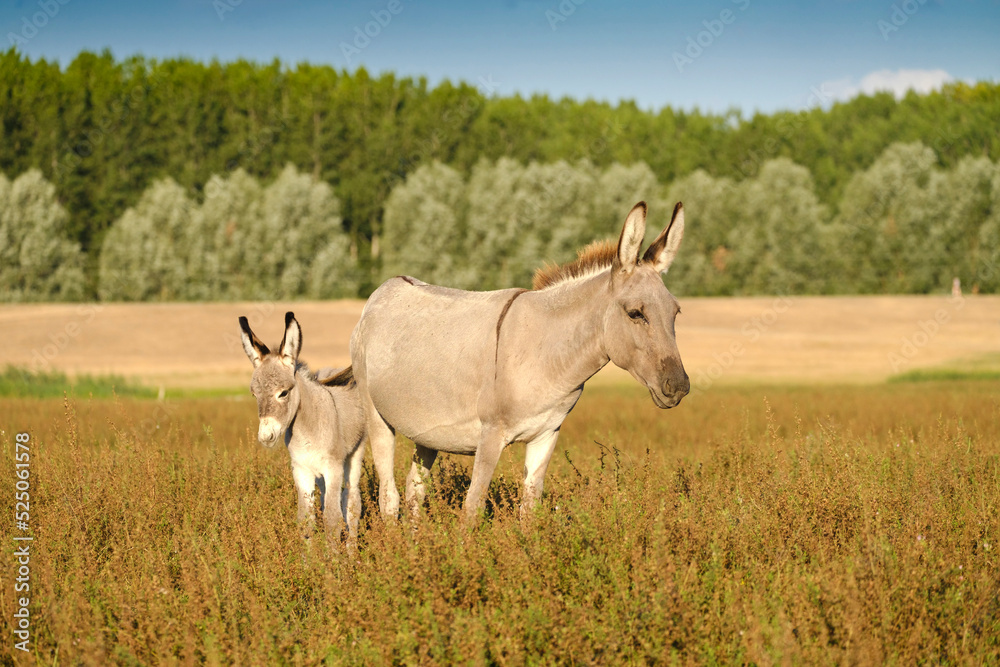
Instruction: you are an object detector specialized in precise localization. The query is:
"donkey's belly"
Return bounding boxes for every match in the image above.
[405,420,483,455]
[369,380,484,455]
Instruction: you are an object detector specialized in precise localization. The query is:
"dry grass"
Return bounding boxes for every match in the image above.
[1,382,998,665]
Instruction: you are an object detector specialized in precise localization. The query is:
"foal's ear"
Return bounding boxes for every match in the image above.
[239,316,269,368]
[642,202,685,274]
[278,311,302,366]
[612,201,648,275]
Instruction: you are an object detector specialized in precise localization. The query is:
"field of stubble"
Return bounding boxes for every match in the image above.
[1,380,998,665]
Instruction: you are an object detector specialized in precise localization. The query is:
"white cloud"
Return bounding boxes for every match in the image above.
[817,68,953,104]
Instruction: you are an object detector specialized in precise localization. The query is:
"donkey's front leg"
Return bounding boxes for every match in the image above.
[291,464,318,541]
[521,429,561,519]
[463,426,507,522]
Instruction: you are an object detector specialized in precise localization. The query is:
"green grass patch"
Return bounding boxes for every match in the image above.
[0,365,156,398]
[888,367,1000,383]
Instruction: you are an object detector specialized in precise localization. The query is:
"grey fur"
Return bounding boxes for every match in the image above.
[239,312,366,548]
[351,202,689,520]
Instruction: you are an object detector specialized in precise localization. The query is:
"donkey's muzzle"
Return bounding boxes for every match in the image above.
[655,372,690,409]
[257,416,283,448]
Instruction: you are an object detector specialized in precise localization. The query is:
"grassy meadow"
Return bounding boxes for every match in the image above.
[0,380,998,665]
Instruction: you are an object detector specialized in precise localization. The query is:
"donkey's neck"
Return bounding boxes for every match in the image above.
[286,370,328,443]
[521,271,612,394]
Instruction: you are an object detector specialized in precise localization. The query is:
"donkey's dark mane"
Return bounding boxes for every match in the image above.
[532,240,618,291]
[291,361,356,389]
[317,366,356,388]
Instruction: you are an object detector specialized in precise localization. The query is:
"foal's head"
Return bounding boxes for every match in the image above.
[239,312,303,448]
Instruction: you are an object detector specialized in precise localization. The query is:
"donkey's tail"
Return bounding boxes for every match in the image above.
[316,365,355,388]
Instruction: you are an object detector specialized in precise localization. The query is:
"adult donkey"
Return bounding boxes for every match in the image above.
[351,201,689,520]
[240,312,366,548]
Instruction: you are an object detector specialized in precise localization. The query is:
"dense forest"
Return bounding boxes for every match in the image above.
[1,49,999,300]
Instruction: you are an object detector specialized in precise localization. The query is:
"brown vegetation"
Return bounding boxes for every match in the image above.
[1,381,998,664]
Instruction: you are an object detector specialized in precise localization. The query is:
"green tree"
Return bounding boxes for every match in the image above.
[663,169,739,296]
[380,161,467,286]
[926,156,999,292]
[253,164,354,298]
[197,169,263,298]
[592,162,661,243]
[834,143,938,293]
[727,158,831,294]
[99,165,357,300]
[975,166,1000,293]
[0,169,85,301]
[98,177,196,301]
[507,159,599,287]
[462,158,602,289]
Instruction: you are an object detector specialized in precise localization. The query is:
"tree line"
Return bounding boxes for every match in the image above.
[1,49,999,298]
[4,142,999,301]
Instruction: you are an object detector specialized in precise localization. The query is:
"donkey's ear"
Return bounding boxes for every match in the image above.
[612,201,648,275]
[278,311,302,365]
[642,202,685,274]
[239,316,269,368]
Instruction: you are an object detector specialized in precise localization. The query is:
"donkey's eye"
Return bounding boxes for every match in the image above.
[626,307,646,322]
[277,389,289,399]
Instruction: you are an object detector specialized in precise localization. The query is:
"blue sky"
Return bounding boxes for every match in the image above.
[4,0,999,114]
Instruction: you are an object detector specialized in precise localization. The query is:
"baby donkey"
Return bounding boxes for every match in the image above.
[239,312,366,550]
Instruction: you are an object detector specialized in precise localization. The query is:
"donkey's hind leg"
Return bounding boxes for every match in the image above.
[405,444,438,517]
[463,426,507,522]
[362,395,400,518]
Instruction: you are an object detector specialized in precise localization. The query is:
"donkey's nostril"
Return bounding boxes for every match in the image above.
[663,374,690,399]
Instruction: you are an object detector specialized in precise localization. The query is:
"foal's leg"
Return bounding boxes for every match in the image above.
[291,463,318,540]
[343,443,366,541]
[463,426,507,522]
[321,461,346,550]
[404,444,438,517]
[521,429,561,519]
